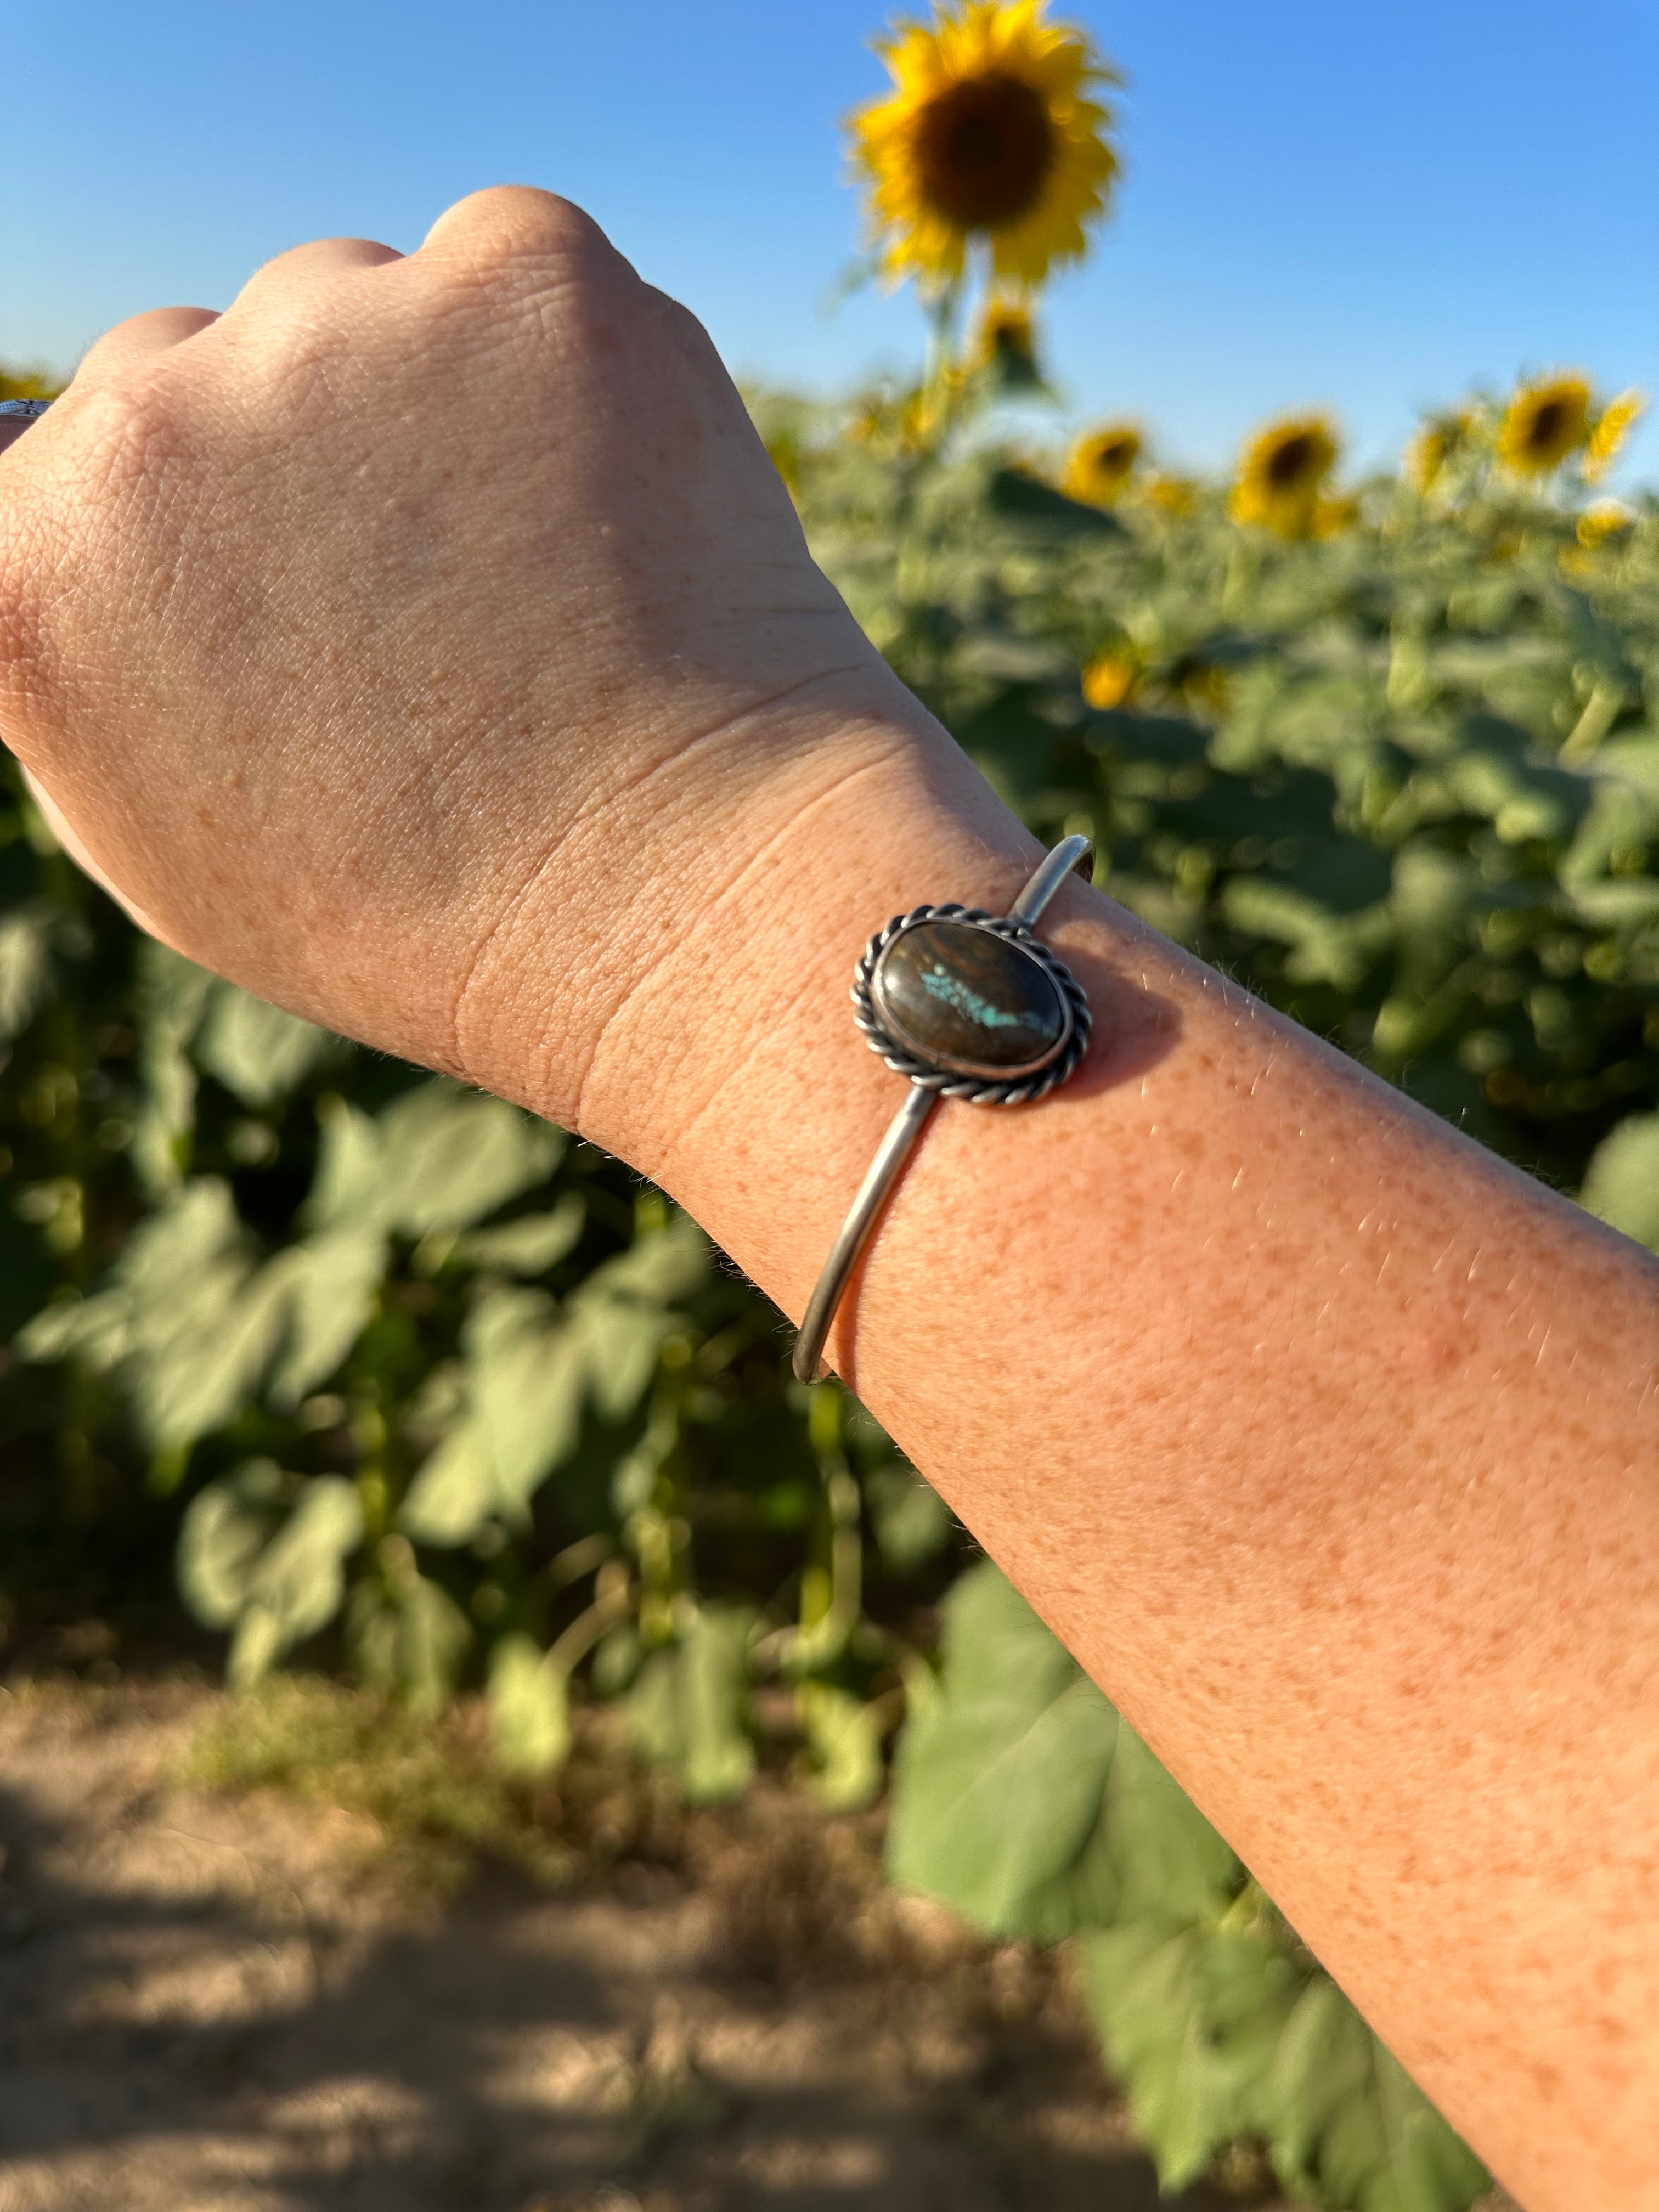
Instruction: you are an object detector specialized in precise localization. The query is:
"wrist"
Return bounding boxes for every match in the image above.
[453,673,1043,1198]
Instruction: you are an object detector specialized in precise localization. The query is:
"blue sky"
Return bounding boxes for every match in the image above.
[6,1,1655,478]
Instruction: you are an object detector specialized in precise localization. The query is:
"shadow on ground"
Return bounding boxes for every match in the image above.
[0,1685,1255,2212]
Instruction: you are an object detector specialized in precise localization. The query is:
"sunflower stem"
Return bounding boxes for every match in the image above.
[919,283,963,449]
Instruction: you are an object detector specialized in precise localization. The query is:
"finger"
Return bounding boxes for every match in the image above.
[74,306,222,389]
[228,235,403,311]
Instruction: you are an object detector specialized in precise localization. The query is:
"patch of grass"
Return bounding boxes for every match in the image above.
[180,1675,685,1894]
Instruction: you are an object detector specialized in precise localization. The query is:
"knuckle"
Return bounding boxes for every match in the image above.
[76,308,163,380]
[254,235,391,283]
[427,186,615,275]
[76,380,193,511]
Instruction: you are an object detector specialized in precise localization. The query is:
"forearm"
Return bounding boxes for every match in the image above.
[491,702,1659,2210]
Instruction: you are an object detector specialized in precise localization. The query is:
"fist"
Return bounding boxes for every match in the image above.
[0,189,917,1138]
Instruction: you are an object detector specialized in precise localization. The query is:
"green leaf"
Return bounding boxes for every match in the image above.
[399,1418,500,1547]
[797,1681,883,1811]
[1581,1113,1659,1250]
[986,464,1126,537]
[1220,878,1378,992]
[1079,1922,1299,2188]
[348,1545,472,1716]
[22,1180,390,1446]
[132,944,216,1194]
[400,1216,704,1548]
[179,1464,363,1685]
[15,1285,132,1369]
[466,1285,589,1496]
[177,1458,285,1628]
[864,1462,953,1571]
[195,983,338,1107]
[584,1209,708,1306]
[489,1632,573,1777]
[30,1180,274,1451]
[1105,1722,1240,1931]
[0,910,53,1039]
[137,1265,290,1452]
[400,1279,674,1550]
[305,1095,385,1230]
[887,1564,1125,1939]
[569,1291,673,1424]
[1261,1980,1488,2211]
[263,1226,388,1407]
[375,1082,563,1235]
[625,1604,757,1804]
[309,1081,563,1238]
[452,1196,585,1276]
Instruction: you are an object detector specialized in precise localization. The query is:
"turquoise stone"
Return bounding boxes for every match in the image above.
[873,920,1068,1077]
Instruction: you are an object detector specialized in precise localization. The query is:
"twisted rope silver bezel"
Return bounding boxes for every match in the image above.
[851,904,1092,1105]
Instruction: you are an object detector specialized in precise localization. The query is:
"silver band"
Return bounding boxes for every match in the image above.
[0,399,52,420]
[792,834,1094,1384]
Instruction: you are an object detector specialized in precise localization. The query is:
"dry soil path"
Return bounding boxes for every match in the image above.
[0,1683,1269,2212]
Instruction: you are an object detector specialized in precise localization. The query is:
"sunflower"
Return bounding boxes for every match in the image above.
[972,297,1039,371]
[1577,499,1635,550]
[848,1,1120,297]
[1584,388,1646,482]
[1060,423,1141,504]
[1405,408,1476,495]
[1497,374,1591,478]
[1144,472,1198,519]
[1229,415,1339,538]
[0,366,59,404]
[1080,650,1137,709]
[1406,427,1448,494]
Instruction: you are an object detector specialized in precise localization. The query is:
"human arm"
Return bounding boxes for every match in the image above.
[1,189,1655,2209]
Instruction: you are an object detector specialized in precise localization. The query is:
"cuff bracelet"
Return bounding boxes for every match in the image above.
[792,834,1094,1384]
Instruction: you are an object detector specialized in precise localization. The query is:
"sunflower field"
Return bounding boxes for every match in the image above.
[4,5,1657,2206]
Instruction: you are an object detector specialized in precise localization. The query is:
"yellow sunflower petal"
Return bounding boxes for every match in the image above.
[1584,388,1647,483]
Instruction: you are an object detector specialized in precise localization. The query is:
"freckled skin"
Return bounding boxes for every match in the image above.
[4,189,1658,2211]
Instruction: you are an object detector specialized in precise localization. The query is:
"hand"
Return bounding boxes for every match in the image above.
[0,188,940,1149]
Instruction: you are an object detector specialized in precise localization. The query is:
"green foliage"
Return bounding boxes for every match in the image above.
[895,1564,1490,2209]
[8,364,1658,2207]
[784,387,1659,1200]
[0,761,945,1800]
[1579,1109,1659,1248]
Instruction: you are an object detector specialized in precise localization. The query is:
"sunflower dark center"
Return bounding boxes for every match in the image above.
[916,73,1056,229]
[1266,434,1317,489]
[1528,401,1566,449]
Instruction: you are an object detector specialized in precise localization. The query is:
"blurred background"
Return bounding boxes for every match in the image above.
[6,0,1656,476]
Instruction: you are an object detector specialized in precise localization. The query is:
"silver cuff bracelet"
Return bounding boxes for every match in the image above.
[792,833,1095,1384]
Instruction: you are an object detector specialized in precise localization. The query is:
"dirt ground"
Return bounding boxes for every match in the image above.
[0,1680,1276,2212]
[0,1683,1526,2212]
